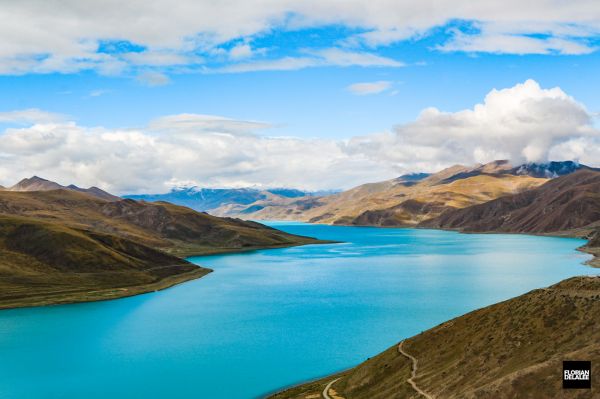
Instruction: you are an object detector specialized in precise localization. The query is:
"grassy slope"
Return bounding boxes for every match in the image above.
[0,190,324,309]
[0,215,210,309]
[270,276,600,399]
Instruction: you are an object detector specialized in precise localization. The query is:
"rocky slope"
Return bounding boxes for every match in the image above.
[270,276,600,399]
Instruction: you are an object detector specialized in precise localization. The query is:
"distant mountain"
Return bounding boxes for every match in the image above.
[10,176,63,191]
[7,176,120,201]
[511,160,593,178]
[222,160,594,226]
[421,169,600,234]
[125,186,326,212]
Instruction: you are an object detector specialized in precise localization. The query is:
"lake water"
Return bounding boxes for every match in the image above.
[0,223,596,399]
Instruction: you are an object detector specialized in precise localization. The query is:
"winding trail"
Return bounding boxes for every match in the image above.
[322,377,341,399]
[398,341,433,399]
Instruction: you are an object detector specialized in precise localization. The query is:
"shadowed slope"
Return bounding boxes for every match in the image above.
[0,189,323,257]
[421,170,600,234]
[0,215,209,309]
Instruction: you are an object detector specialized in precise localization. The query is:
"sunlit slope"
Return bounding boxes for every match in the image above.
[226,161,548,226]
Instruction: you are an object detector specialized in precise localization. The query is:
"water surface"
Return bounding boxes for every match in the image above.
[0,224,595,399]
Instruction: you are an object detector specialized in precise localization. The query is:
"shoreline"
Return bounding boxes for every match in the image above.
[256,218,600,268]
[0,267,211,311]
[259,222,600,398]
[0,238,335,311]
[266,274,600,398]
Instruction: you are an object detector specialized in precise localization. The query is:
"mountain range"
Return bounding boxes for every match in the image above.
[211,160,595,226]
[125,187,335,213]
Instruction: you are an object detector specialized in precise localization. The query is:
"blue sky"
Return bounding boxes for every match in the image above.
[0,1,599,192]
[2,26,599,138]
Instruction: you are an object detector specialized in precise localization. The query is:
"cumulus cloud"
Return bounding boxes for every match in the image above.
[0,80,598,194]
[0,1,598,75]
[347,81,392,95]
[345,79,599,168]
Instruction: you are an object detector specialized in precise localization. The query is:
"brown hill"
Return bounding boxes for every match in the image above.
[212,161,595,226]
[0,215,209,309]
[0,189,321,257]
[270,276,600,399]
[421,169,600,234]
[8,176,120,201]
[0,189,323,308]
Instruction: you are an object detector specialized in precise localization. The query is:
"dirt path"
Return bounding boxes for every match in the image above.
[398,341,433,399]
[322,377,341,399]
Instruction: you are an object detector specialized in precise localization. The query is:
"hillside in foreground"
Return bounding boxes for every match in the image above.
[269,276,600,399]
[0,179,324,309]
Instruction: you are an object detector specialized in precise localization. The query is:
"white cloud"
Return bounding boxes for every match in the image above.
[213,48,404,73]
[148,114,272,135]
[88,89,110,97]
[0,1,598,75]
[136,71,171,86]
[0,80,598,193]
[347,80,392,95]
[0,109,67,124]
[345,79,599,168]
[229,43,255,59]
[439,30,596,55]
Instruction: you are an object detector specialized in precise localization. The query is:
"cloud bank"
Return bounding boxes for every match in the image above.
[0,1,598,75]
[0,80,598,194]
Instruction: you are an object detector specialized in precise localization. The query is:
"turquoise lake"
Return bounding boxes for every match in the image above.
[0,223,596,399]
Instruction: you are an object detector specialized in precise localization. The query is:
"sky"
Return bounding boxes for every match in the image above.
[0,0,599,194]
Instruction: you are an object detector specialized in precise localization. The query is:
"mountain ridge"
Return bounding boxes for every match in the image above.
[215,160,593,226]
[6,176,120,201]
